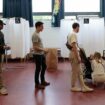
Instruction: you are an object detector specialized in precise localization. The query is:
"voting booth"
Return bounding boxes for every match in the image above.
[2,18,31,59]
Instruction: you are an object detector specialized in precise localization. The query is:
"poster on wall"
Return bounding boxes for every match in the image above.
[15,17,21,24]
[52,0,60,27]
[84,18,89,24]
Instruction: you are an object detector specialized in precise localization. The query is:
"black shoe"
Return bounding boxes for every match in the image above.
[41,81,50,86]
[35,84,45,89]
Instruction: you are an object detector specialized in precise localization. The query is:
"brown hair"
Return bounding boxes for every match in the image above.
[94,52,101,59]
[72,23,79,29]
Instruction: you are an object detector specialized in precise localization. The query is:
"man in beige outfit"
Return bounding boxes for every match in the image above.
[68,23,93,92]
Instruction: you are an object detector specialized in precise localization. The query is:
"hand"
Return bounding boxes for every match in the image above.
[3,46,7,49]
[4,46,11,50]
[43,49,49,54]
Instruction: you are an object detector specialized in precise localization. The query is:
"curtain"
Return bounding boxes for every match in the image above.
[60,18,105,57]
[3,0,33,27]
[52,0,64,27]
[100,0,105,17]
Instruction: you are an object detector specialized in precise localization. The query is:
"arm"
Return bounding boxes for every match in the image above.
[0,34,5,49]
[72,42,81,63]
[32,34,48,53]
[2,35,10,50]
[68,34,81,63]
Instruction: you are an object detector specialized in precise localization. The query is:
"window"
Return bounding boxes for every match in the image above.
[0,0,3,13]
[65,16,76,20]
[33,16,51,21]
[32,0,52,12]
[65,0,100,12]
[32,0,52,21]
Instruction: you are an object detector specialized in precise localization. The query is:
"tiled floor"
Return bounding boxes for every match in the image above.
[0,62,105,105]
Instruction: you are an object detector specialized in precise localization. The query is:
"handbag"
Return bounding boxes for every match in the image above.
[65,35,72,50]
[66,41,72,50]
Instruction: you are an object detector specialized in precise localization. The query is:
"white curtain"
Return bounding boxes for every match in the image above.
[2,18,30,58]
[79,18,105,56]
[60,18,105,57]
[60,19,78,57]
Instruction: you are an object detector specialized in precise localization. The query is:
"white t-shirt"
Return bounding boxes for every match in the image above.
[91,60,105,75]
[68,31,80,51]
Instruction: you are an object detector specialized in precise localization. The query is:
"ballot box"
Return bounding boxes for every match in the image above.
[46,48,58,71]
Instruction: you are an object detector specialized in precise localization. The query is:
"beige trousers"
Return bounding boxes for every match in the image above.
[70,51,86,88]
[0,54,4,88]
[92,74,105,83]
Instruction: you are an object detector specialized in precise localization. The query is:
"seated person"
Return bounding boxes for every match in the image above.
[91,52,105,84]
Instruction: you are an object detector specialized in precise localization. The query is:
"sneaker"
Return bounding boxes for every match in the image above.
[82,86,94,92]
[0,87,8,95]
[41,81,50,86]
[71,87,81,92]
[35,84,45,89]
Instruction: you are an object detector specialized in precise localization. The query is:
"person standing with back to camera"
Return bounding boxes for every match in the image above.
[68,23,93,92]
[32,21,50,89]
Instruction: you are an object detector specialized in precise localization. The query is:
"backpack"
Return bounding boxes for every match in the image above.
[65,35,72,50]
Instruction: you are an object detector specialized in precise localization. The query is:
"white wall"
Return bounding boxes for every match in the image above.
[60,18,105,57]
[30,21,61,48]
[2,18,105,58]
[79,18,105,56]
[30,18,105,58]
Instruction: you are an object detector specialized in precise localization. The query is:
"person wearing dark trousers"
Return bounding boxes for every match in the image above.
[34,55,47,85]
[32,21,50,89]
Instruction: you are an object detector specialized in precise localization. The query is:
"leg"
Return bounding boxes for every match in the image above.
[78,66,93,92]
[70,52,93,92]
[34,55,45,89]
[1,54,4,70]
[70,52,81,92]
[93,74,105,83]
[34,55,42,85]
[40,55,50,86]
[40,55,46,83]
[0,55,8,95]
[71,63,79,88]
[0,62,4,89]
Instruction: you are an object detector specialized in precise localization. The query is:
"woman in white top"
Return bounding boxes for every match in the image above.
[91,52,105,83]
